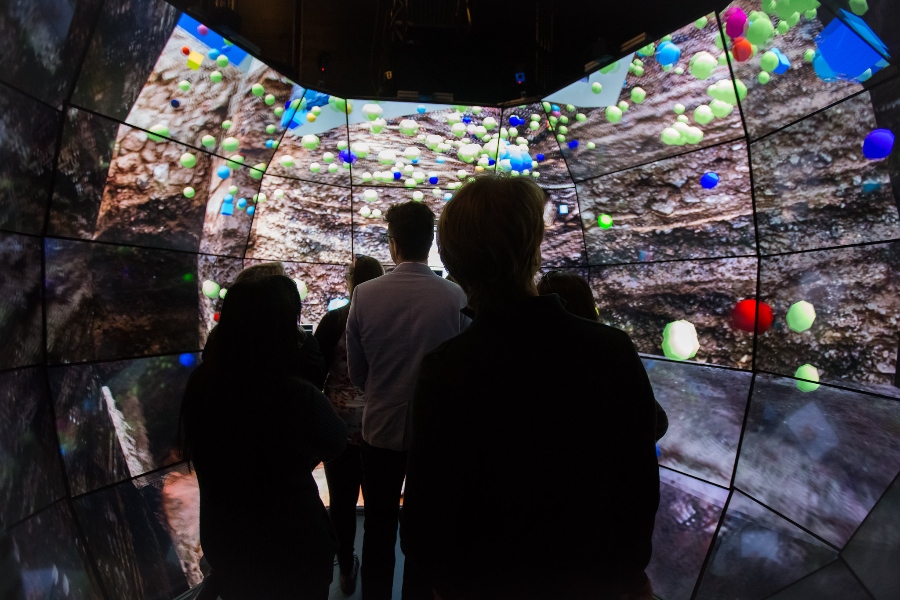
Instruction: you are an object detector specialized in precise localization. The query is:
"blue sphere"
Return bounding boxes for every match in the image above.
[429,176,439,185]
[551,104,560,112]
[393,171,402,180]
[488,158,496,166]
[247,205,255,216]
[178,353,196,367]
[339,149,358,164]
[436,157,446,164]
[209,49,220,59]
[863,129,895,160]
[535,153,545,162]
[411,158,419,164]
[567,140,579,149]
[237,198,247,209]
[416,105,427,114]
[217,166,231,179]
[265,140,274,148]
[700,172,720,189]
[462,115,472,123]
[443,193,453,201]
[223,194,234,203]
[509,115,523,127]
[170,99,180,108]
[655,41,682,67]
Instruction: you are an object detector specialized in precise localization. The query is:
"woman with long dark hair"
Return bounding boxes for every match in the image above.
[313,254,385,594]
[180,275,347,599]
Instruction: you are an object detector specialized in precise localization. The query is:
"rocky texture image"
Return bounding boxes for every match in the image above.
[74,465,203,600]
[736,374,900,547]
[591,257,758,369]
[757,241,900,395]
[197,158,261,258]
[696,491,837,600]
[276,262,348,329]
[247,176,352,264]
[45,239,201,364]
[196,255,244,346]
[7,501,105,600]
[560,14,745,182]
[0,367,66,528]
[542,186,586,267]
[0,233,43,370]
[647,470,728,600]
[503,103,575,187]
[644,358,750,487]
[352,185,445,265]
[752,92,900,255]
[268,110,351,187]
[578,141,755,264]
[0,0,102,109]
[49,354,196,495]
[0,85,60,235]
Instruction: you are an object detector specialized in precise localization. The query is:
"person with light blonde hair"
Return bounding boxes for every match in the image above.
[401,175,660,600]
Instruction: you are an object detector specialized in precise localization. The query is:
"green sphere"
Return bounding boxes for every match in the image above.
[676,115,689,124]
[760,51,780,73]
[746,16,775,46]
[661,320,700,361]
[776,20,790,34]
[566,104,576,112]
[322,152,335,164]
[274,106,285,117]
[693,105,714,125]
[180,152,197,168]
[250,164,266,179]
[804,49,816,62]
[795,364,820,392]
[301,134,319,150]
[201,135,216,148]
[674,103,685,115]
[575,113,587,123]
[805,8,818,19]
[685,126,703,144]
[690,51,718,80]
[178,80,191,92]
[559,115,569,124]
[251,83,265,97]
[222,120,233,130]
[587,142,596,149]
[710,99,734,118]
[598,214,613,229]
[606,106,623,123]
[661,127,682,145]
[786,11,801,26]
[849,0,868,15]
[591,81,603,94]
[633,66,644,77]
[148,124,169,142]
[695,16,708,28]
[226,155,244,170]
[183,187,195,198]
[399,119,419,136]
[202,280,220,299]
[529,121,540,131]
[210,71,223,83]
[558,125,568,135]
[630,87,647,104]
[787,300,816,332]
[228,186,238,195]
[617,101,629,112]
[556,134,566,143]
[542,101,551,112]
[216,55,229,68]
[222,136,239,152]
[637,43,655,56]
[762,0,777,13]
[758,72,771,84]
[309,163,321,173]
[265,124,276,135]
[264,94,275,106]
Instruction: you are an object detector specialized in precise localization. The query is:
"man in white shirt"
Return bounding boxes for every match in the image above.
[347,201,469,600]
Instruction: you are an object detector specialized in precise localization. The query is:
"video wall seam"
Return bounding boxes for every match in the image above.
[2,0,900,598]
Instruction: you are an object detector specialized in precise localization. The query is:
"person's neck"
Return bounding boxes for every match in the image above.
[394,258,428,265]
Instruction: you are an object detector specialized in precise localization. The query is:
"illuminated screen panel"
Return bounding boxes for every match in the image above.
[70,0,180,122]
[0,232,43,370]
[244,261,348,330]
[72,463,204,600]
[644,359,750,487]
[826,0,898,62]
[7,500,105,600]
[695,490,836,600]
[196,255,244,347]
[265,88,351,186]
[0,0,102,108]
[196,154,264,258]
[720,0,887,141]
[752,92,900,255]
[45,240,203,365]
[756,241,900,397]
[646,469,729,600]
[0,84,60,235]
[553,16,745,182]
[102,14,298,167]
[842,472,900,600]
[590,257,758,369]
[48,354,199,496]
[578,141,755,265]
[541,186,586,267]
[0,367,66,528]
[347,102,501,189]
[246,176,352,264]
[501,103,574,186]
[735,373,900,547]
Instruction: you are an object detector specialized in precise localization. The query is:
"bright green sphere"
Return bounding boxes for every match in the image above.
[251,83,265,97]
[556,134,566,143]
[849,0,868,15]
[202,280,220,299]
[746,16,775,46]
[776,20,790,34]
[565,104,575,112]
[274,106,285,117]
[690,51,718,80]
[758,72,771,84]
[676,115,689,123]
[805,8,818,19]
[760,51,779,73]
[222,136,239,152]
[598,214,613,229]
[605,106,623,123]
[787,300,817,332]
[587,142,596,149]
[226,155,244,170]
[264,94,276,106]
[216,55,229,68]
[559,115,569,124]
[222,120,233,130]
[710,99,734,118]
[183,187,195,198]
[795,364,820,392]
[201,135,216,148]
[309,163,321,173]
[178,80,191,92]
[674,103,685,115]
[661,127,682,145]
[662,320,700,361]
[804,49,816,62]
[265,124,276,135]
[228,186,238,195]
[695,16,708,28]
[558,125,568,135]
[529,121,540,131]
[591,81,603,94]
[632,66,644,77]
[301,134,320,150]
[180,153,197,168]
[617,101,629,112]
[148,124,169,142]
[210,71,223,83]
[630,87,647,104]
[250,163,266,179]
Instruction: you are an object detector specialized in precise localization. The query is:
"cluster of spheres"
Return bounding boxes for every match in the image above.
[2,1,900,600]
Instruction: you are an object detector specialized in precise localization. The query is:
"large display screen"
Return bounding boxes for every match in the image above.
[2,0,899,598]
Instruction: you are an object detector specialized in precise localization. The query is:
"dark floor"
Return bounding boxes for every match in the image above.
[328,512,404,600]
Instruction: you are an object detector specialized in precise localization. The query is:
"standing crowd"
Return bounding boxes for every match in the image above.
[180,175,664,600]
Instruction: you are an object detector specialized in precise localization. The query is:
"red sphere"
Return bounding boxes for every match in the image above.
[181,46,190,56]
[732,299,773,333]
[732,37,753,62]
[213,312,220,322]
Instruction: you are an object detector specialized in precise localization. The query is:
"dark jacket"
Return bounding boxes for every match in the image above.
[401,295,660,600]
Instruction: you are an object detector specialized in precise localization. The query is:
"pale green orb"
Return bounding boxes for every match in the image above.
[661,127,682,145]
[676,115,689,123]
[147,124,169,142]
[849,0,868,15]
[216,55,229,68]
[591,81,603,94]
[183,187,195,198]
[633,66,645,77]
[178,80,191,92]
[746,16,775,46]
[309,163,321,173]
[804,49,816,62]
[662,320,700,361]
[606,106,623,123]
[222,120,233,130]
[695,16,708,29]
[618,101,629,112]
[202,280,220,299]
[251,83,265,97]
[587,142,596,149]
[226,155,244,169]
[281,155,295,168]
[222,136,240,152]
[264,94,275,106]
[274,190,285,200]
[250,163,266,179]
[265,124,276,135]
[758,71,771,84]
[576,113,587,122]
[210,71,224,84]
[322,152,335,164]
[674,103,685,115]
[228,186,238,195]
[180,152,197,168]
[787,300,817,332]
[805,8,818,19]
[556,134,566,143]
[301,134,320,150]
[558,125,568,135]
[399,119,419,136]
[274,106,284,117]
[710,99,734,118]
[542,101,551,112]
[694,105,714,125]
[760,51,780,73]
[529,121,540,131]
[201,134,216,148]
[776,20,790,34]
[559,115,569,124]
[685,126,703,144]
[404,178,417,188]
[631,87,647,104]
[689,51,718,80]
[795,364,820,392]
[675,67,684,75]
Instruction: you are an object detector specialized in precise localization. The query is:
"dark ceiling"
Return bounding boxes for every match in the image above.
[170,0,730,105]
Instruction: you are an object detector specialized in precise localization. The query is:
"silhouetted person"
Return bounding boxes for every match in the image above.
[314,254,386,595]
[179,276,348,600]
[346,202,469,600]
[402,176,660,600]
[537,270,668,441]
[202,262,327,388]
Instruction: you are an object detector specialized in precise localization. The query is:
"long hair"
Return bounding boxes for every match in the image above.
[349,255,385,292]
[438,175,546,312]
[537,271,599,322]
[179,276,302,466]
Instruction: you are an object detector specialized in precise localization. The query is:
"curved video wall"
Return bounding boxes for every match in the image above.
[1,0,899,598]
